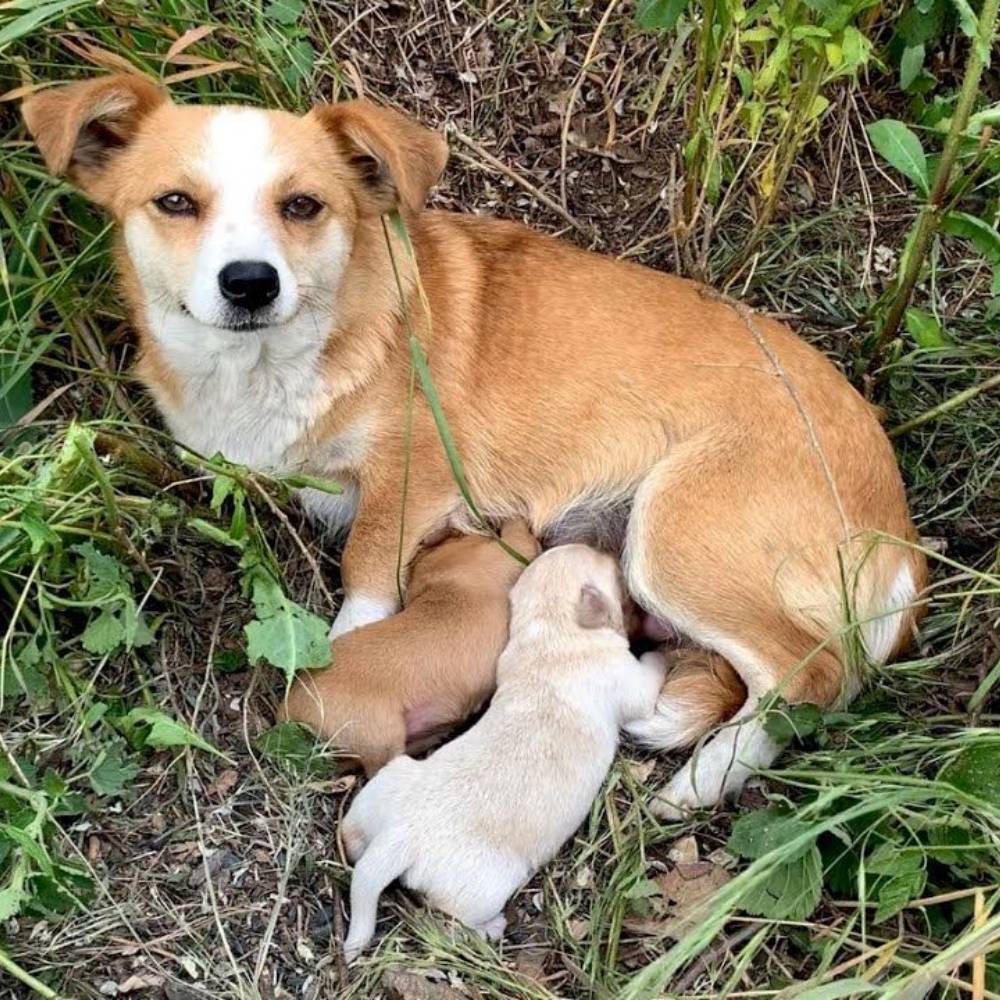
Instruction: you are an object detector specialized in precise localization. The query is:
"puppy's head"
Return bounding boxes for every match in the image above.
[408,520,540,599]
[510,543,631,636]
[22,75,446,339]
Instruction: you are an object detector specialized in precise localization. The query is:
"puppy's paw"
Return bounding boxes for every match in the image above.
[329,594,396,640]
[475,913,508,941]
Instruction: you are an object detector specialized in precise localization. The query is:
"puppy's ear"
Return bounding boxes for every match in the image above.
[576,583,624,632]
[311,99,448,215]
[22,74,166,202]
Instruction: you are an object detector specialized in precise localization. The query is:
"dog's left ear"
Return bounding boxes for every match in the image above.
[311,99,448,215]
[576,583,623,632]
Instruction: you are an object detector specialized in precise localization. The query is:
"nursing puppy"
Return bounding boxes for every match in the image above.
[23,77,927,815]
[281,519,539,774]
[340,544,667,961]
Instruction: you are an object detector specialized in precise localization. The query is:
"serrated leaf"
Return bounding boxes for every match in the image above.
[740,845,823,920]
[941,211,1000,264]
[874,867,925,922]
[763,702,822,745]
[264,0,303,24]
[89,745,140,796]
[865,119,929,195]
[949,0,978,39]
[124,707,225,759]
[0,875,29,921]
[81,609,127,655]
[905,307,950,348]
[867,840,922,876]
[635,0,689,30]
[939,744,1000,804]
[255,722,332,778]
[728,808,814,862]
[244,572,331,683]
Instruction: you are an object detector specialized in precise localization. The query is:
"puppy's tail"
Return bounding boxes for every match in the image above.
[343,831,412,963]
[625,647,746,750]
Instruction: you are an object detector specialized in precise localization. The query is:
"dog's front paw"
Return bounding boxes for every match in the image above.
[329,594,396,640]
[650,763,720,820]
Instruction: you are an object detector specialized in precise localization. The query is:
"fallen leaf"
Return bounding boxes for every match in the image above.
[383,970,468,1000]
[207,768,239,798]
[667,835,699,866]
[117,973,165,993]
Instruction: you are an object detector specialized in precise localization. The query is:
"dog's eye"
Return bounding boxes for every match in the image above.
[282,195,323,220]
[154,191,197,216]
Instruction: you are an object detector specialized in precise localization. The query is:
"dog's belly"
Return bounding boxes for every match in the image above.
[538,492,634,553]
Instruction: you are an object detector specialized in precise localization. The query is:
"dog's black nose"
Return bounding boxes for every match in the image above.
[218,260,280,311]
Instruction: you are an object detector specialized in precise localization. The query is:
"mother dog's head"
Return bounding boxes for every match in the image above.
[22,74,447,336]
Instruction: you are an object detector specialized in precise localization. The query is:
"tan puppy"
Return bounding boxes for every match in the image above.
[23,77,927,814]
[282,520,539,774]
[340,544,666,961]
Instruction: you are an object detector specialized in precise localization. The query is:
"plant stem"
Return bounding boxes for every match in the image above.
[888,371,1000,438]
[872,0,1000,357]
[0,947,61,1000]
[681,0,717,230]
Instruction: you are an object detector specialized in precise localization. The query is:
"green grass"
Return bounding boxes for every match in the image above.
[2,1,1000,998]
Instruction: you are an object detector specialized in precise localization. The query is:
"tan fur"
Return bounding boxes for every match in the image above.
[23,78,928,769]
[280,520,539,774]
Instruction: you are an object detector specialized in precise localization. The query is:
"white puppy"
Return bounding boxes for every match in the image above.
[340,543,667,961]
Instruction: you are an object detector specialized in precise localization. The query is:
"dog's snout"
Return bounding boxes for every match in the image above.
[218,260,280,311]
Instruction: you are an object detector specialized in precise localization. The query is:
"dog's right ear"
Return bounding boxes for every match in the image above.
[576,583,623,632]
[22,74,166,200]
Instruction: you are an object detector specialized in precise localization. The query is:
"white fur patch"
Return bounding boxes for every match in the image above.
[861,563,917,665]
[651,708,780,819]
[186,110,298,327]
[329,593,397,639]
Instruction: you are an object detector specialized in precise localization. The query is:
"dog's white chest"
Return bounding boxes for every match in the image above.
[152,314,330,470]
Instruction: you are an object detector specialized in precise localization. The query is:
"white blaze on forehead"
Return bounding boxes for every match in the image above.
[185,108,300,324]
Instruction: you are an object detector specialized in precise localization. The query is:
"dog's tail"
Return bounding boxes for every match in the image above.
[343,831,412,963]
[625,647,746,750]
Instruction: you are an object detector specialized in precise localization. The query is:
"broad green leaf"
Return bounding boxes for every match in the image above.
[89,745,141,797]
[729,808,815,862]
[740,846,823,920]
[905,307,950,349]
[256,722,332,777]
[263,0,303,24]
[939,744,1000,804]
[0,873,29,921]
[865,119,929,195]
[900,43,925,90]
[81,609,127,655]
[867,841,922,877]
[764,702,822,744]
[635,0,689,30]
[941,211,1000,264]
[0,368,31,430]
[124,707,225,758]
[875,867,925,922]
[949,0,978,39]
[244,572,331,683]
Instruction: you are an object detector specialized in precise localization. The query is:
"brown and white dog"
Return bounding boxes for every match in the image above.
[23,75,926,815]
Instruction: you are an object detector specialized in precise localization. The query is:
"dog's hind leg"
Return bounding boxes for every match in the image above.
[622,436,921,817]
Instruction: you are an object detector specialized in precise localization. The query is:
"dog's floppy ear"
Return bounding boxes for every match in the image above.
[576,583,624,632]
[312,99,448,215]
[22,74,166,198]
